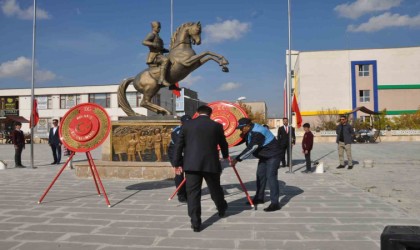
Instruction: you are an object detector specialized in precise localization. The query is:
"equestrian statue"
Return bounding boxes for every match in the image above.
[118,21,229,116]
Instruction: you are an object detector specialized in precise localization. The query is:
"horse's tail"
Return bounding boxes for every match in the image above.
[117,77,137,116]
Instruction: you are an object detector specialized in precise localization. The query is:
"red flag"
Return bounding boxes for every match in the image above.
[30,99,39,128]
[172,82,181,98]
[292,93,302,128]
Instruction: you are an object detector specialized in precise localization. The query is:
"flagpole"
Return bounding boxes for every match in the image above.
[286,0,293,173]
[170,0,176,116]
[30,0,37,169]
[170,0,174,35]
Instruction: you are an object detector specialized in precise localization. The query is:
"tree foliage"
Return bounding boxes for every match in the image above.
[317,108,420,131]
[238,102,267,125]
[316,108,340,130]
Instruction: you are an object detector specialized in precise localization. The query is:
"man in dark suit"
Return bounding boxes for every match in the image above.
[48,119,62,165]
[277,117,296,168]
[173,105,229,232]
[12,122,26,168]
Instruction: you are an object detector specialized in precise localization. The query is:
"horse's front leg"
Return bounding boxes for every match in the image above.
[182,51,229,67]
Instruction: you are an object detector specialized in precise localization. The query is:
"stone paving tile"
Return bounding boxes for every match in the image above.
[64,234,156,246]
[15,242,101,250]
[0,230,20,240]
[156,237,236,249]
[255,231,301,240]
[21,224,97,233]
[49,218,111,226]
[238,240,379,250]
[4,217,51,224]
[12,231,65,241]
[0,242,20,250]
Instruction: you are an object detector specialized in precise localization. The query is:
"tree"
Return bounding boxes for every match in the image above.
[238,102,267,125]
[316,108,340,130]
[391,109,420,129]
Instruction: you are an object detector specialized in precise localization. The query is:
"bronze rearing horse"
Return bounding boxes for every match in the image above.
[118,22,229,116]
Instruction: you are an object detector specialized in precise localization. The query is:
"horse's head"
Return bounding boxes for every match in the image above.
[188,22,201,45]
[171,22,202,49]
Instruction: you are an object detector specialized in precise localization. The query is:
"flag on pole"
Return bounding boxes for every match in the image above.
[292,93,302,128]
[30,99,39,128]
[172,82,181,98]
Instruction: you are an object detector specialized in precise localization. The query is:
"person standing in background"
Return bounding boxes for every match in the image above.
[48,119,62,165]
[301,123,314,173]
[12,121,25,168]
[277,117,296,168]
[336,115,355,169]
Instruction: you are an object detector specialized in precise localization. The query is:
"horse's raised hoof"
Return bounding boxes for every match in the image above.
[222,66,229,72]
[220,57,229,65]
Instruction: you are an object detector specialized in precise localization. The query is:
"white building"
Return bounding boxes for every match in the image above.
[289,46,420,126]
[0,84,176,137]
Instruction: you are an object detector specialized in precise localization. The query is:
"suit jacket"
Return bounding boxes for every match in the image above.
[12,129,25,147]
[173,115,229,174]
[336,123,354,144]
[277,125,296,146]
[48,126,61,145]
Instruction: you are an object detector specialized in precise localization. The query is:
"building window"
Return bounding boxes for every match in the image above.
[359,90,370,102]
[89,93,110,108]
[47,96,52,109]
[151,94,160,106]
[60,95,80,109]
[361,116,371,123]
[126,92,142,107]
[36,96,52,109]
[358,65,369,77]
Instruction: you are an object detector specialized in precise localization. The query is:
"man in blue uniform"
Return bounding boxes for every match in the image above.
[167,114,191,203]
[231,118,282,212]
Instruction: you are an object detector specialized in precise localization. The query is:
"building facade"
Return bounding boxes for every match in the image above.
[0,84,176,137]
[289,46,420,126]
[175,88,207,117]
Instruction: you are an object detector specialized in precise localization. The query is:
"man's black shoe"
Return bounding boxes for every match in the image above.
[191,225,200,232]
[246,199,264,205]
[178,196,187,203]
[301,170,311,173]
[15,165,25,168]
[218,201,228,217]
[56,162,60,165]
[347,165,353,170]
[336,165,345,169]
[51,162,56,165]
[263,203,280,212]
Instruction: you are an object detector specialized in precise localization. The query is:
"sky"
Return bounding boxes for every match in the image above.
[0,0,419,117]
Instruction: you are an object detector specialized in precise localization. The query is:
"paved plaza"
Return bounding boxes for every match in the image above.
[0,141,420,249]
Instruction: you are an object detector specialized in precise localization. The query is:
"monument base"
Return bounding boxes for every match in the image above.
[74,161,174,180]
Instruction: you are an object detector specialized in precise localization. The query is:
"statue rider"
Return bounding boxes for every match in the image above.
[142,21,174,89]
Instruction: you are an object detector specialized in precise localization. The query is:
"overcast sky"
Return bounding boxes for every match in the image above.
[1,0,419,117]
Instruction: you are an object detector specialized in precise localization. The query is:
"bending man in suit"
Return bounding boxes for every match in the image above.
[173,105,229,232]
[277,117,296,168]
[231,118,283,212]
[48,119,62,165]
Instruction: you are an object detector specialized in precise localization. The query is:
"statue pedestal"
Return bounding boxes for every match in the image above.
[76,119,179,180]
